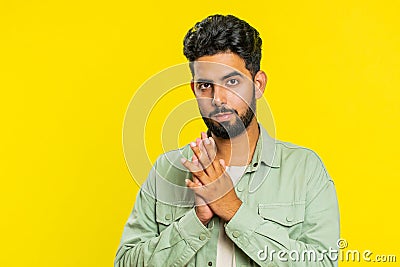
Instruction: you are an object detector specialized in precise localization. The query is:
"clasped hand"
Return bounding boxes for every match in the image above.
[181,132,242,225]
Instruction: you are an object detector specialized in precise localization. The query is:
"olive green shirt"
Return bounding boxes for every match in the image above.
[115,125,340,266]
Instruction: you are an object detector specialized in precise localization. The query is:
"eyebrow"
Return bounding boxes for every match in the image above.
[194,78,213,83]
[194,71,244,84]
[221,71,243,81]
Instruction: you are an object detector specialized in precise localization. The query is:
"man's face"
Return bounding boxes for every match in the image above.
[192,52,256,139]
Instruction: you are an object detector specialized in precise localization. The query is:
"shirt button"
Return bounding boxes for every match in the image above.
[237,184,244,192]
[165,214,172,220]
[286,216,294,222]
[232,231,240,238]
[199,234,207,241]
[208,261,212,266]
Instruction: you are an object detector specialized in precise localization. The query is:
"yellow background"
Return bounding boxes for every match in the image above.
[1,0,399,266]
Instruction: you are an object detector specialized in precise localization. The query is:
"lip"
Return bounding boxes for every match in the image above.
[212,112,233,122]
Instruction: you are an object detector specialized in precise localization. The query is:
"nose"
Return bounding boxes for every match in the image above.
[212,84,227,107]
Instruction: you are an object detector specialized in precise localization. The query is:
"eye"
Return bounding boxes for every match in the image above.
[226,79,239,86]
[197,82,213,90]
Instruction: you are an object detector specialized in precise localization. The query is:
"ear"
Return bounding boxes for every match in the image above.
[253,70,267,99]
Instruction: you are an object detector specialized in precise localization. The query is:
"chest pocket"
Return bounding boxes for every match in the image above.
[155,201,192,229]
[258,202,305,227]
[255,202,306,248]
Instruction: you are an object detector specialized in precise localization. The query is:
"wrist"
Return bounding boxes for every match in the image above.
[195,206,212,225]
[220,198,242,222]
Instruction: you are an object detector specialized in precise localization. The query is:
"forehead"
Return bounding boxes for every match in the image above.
[193,52,251,81]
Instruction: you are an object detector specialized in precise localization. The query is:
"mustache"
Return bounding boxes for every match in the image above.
[209,106,238,117]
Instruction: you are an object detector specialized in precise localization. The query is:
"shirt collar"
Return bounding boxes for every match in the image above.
[206,124,280,171]
[247,124,280,172]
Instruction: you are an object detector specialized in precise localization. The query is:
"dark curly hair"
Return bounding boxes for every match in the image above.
[183,14,262,78]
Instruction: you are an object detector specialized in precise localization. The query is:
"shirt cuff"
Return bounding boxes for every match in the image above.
[225,202,264,248]
[177,208,211,251]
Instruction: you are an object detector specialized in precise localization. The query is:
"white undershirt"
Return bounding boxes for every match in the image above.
[216,165,247,267]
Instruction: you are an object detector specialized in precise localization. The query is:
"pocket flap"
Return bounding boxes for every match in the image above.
[258,202,305,227]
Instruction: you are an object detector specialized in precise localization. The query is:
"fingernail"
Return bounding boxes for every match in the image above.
[204,138,210,145]
[190,142,196,147]
[185,179,190,184]
[180,158,187,163]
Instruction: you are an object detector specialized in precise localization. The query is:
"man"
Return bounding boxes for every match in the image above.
[115,14,340,266]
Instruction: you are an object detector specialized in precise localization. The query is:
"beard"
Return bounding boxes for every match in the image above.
[201,93,256,139]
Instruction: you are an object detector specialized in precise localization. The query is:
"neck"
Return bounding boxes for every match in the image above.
[211,118,260,166]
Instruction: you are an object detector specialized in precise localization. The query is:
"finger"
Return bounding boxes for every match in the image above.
[185,178,198,188]
[190,142,203,168]
[196,132,212,171]
[217,158,227,175]
[191,140,213,176]
[185,179,206,199]
[181,157,203,174]
[194,140,212,171]
[200,136,219,173]
[208,137,221,172]
[202,134,217,169]
[198,138,217,177]
[185,178,204,190]
[200,132,215,161]
[210,136,218,155]
[181,158,208,183]
[210,158,227,182]
[219,158,226,169]
[193,176,202,186]
[192,154,199,166]
[202,137,216,162]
